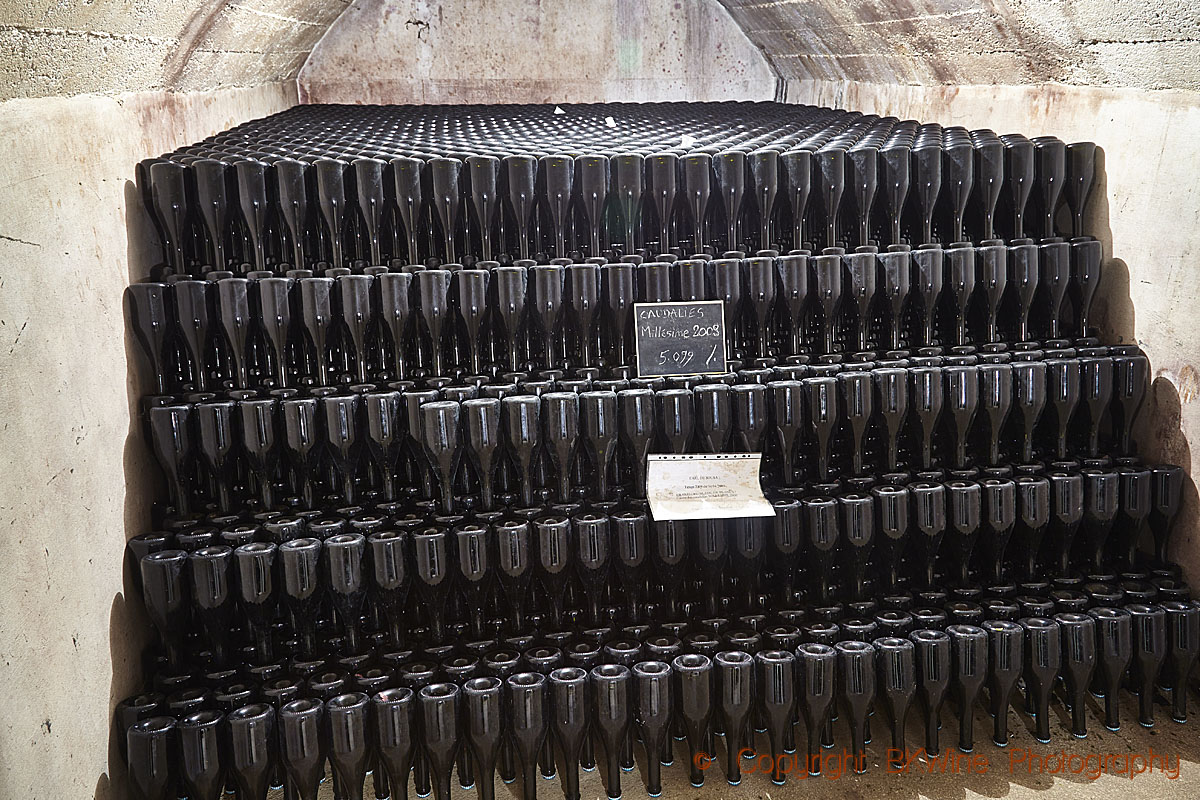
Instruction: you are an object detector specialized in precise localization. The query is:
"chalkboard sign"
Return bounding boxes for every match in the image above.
[633,300,727,378]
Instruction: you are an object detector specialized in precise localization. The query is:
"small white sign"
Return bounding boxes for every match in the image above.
[646,453,775,522]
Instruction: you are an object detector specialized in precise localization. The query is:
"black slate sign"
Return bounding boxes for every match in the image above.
[633,300,727,378]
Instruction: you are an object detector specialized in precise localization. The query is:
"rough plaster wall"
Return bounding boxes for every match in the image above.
[298,0,779,104]
[720,0,1200,91]
[4,0,1198,102]
[0,83,297,799]
[0,0,349,100]
[781,78,1200,581]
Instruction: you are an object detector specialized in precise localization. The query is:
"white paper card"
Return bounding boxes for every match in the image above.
[646,453,776,521]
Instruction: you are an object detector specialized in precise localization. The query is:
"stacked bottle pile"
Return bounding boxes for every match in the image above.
[127,241,1104,392]
[137,102,1097,273]
[119,102,1196,800]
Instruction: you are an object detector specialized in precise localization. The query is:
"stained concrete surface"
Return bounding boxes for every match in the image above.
[719,0,1200,91]
[0,0,350,100]
[297,0,778,105]
[0,83,297,799]
[5,0,1200,103]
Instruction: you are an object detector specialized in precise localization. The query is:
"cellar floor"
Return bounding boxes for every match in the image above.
[271,688,1200,800]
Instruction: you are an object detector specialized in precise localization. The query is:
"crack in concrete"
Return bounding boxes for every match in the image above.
[223,2,328,27]
[0,23,177,47]
[0,234,41,247]
[775,52,890,59]
[406,18,431,41]
[190,47,312,55]
[746,9,985,32]
[8,321,27,355]
[1083,37,1200,45]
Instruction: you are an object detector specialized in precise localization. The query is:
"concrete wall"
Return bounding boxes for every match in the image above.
[298,0,779,104]
[5,0,1193,100]
[0,0,348,100]
[720,0,1200,91]
[0,83,297,799]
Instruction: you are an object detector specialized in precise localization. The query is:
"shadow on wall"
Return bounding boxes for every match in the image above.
[1090,148,1199,579]
[1142,376,1199,576]
[95,179,164,800]
[1087,147,1134,346]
